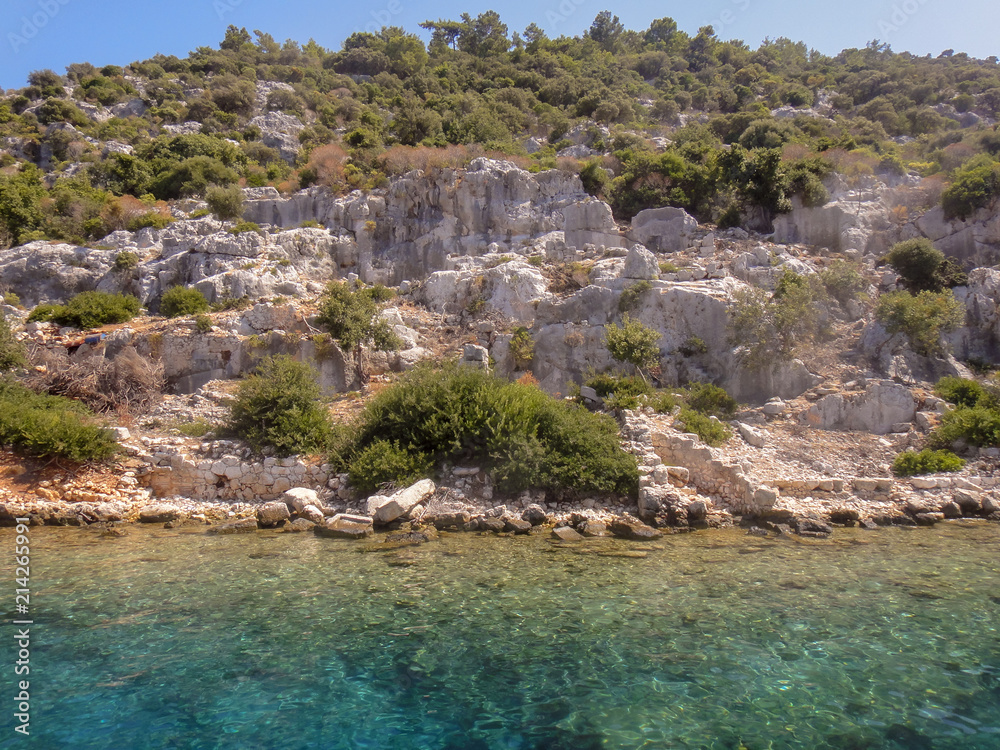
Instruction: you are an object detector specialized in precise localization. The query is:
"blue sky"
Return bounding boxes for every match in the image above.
[1,0,997,89]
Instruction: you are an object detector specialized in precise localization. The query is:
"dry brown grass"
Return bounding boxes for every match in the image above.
[26,345,164,416]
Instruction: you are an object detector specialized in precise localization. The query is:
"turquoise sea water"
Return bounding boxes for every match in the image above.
[1,522,999,749]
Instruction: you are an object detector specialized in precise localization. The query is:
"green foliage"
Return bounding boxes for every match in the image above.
[686,382,737,418]
[509,327,534,368]
[228,221,261,234]
[2,292,20,308]
[114,251,140,271]
[160,286,209,318]
[0,314,26,372]
[892,449,965,476]
[674,407,731,446]
[604,315,661,377]
[942,155,1000,220]
[618,280,652,313]
[204,183,245,220]
[934,376,987,409]
[931,405,1000,449]
[347,439,433,493]
[0,379,117,462]
[194,314,213,333]
[225,355,332,456]
[340,364,638,496]
[0,166,45,247]
[728,272,824,368]
[875,290,965,356]
[884,238,967,293]
[171,418,216,438]
[316,281,400,354]
[820,261,867,305]
[36,292,141,329]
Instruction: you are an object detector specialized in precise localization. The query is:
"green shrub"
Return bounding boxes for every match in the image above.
[316,281,401,383]
[204,183,245,220]
[160,286,209,318]
[930,405,1000,449]
[728,274,824,369]
[342,364,638,497]
[604,315,661,379]
[883,239,966,292]
[39,292,141,329]
[678,336,708,356]
[194,314,213,333]
[172,419,216,438]
[0,379,117,462]
[210,296,251,312]
[225,355,332,456]
[618,280,652,313]
[942,155,1000,220]
[26,304,61,324]
[0,314,26,372]
[875,290,965,356]
[3,292,22,307]
[229,221,262,235]
[892,449,965,476]
[820,261,867,305]
[674,407,731,446]
[509,327,534,368]
[934,376,986,409]
[686,382,738,418]
[126,212,173,232]
[347,439,433,493]
[114,251,140,271]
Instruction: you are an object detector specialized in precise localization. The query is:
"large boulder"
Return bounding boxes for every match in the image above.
[622,244,659,280]
[369,479,436,524]
[628,207,698,253]
[316,514,374,539]
[563,199,625,249]
[799,382,917,434]
[257,501,291,528]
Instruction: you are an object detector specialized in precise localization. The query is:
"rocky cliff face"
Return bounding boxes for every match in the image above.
[3,157,1000,409]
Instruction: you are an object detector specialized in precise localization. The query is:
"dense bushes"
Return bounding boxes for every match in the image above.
[0,314,25,372]
[581,372,736,445]
[728,271,825,368]
[335,364,639,496]
[874,290,964,356]
[225,355,333,456]
[604,315,661,379]
[883,239,967,293]
[27,291,141,329]
[316,281,401,382]
[0,379,117,462]
[159,286,209,317]
[941,155,1000,220]
[892,449,965,476]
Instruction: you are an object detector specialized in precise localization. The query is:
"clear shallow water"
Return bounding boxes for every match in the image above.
[2,523,999,750]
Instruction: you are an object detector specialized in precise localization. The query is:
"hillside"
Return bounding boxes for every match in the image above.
[1,17,1000,538]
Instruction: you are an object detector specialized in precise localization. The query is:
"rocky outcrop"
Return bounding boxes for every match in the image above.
[243,158,602,284]
[798,382,916,434]
[628,207,698,253]
[563,198,624,249]
[367,479,436,524]
[247,111,304,164]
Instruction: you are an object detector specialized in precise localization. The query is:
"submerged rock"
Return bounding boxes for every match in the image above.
[316,514,374,540]
[207,518,258,535]
[608,518,663,541]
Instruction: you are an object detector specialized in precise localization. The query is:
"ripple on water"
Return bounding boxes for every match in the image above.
[0,525,999,749]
